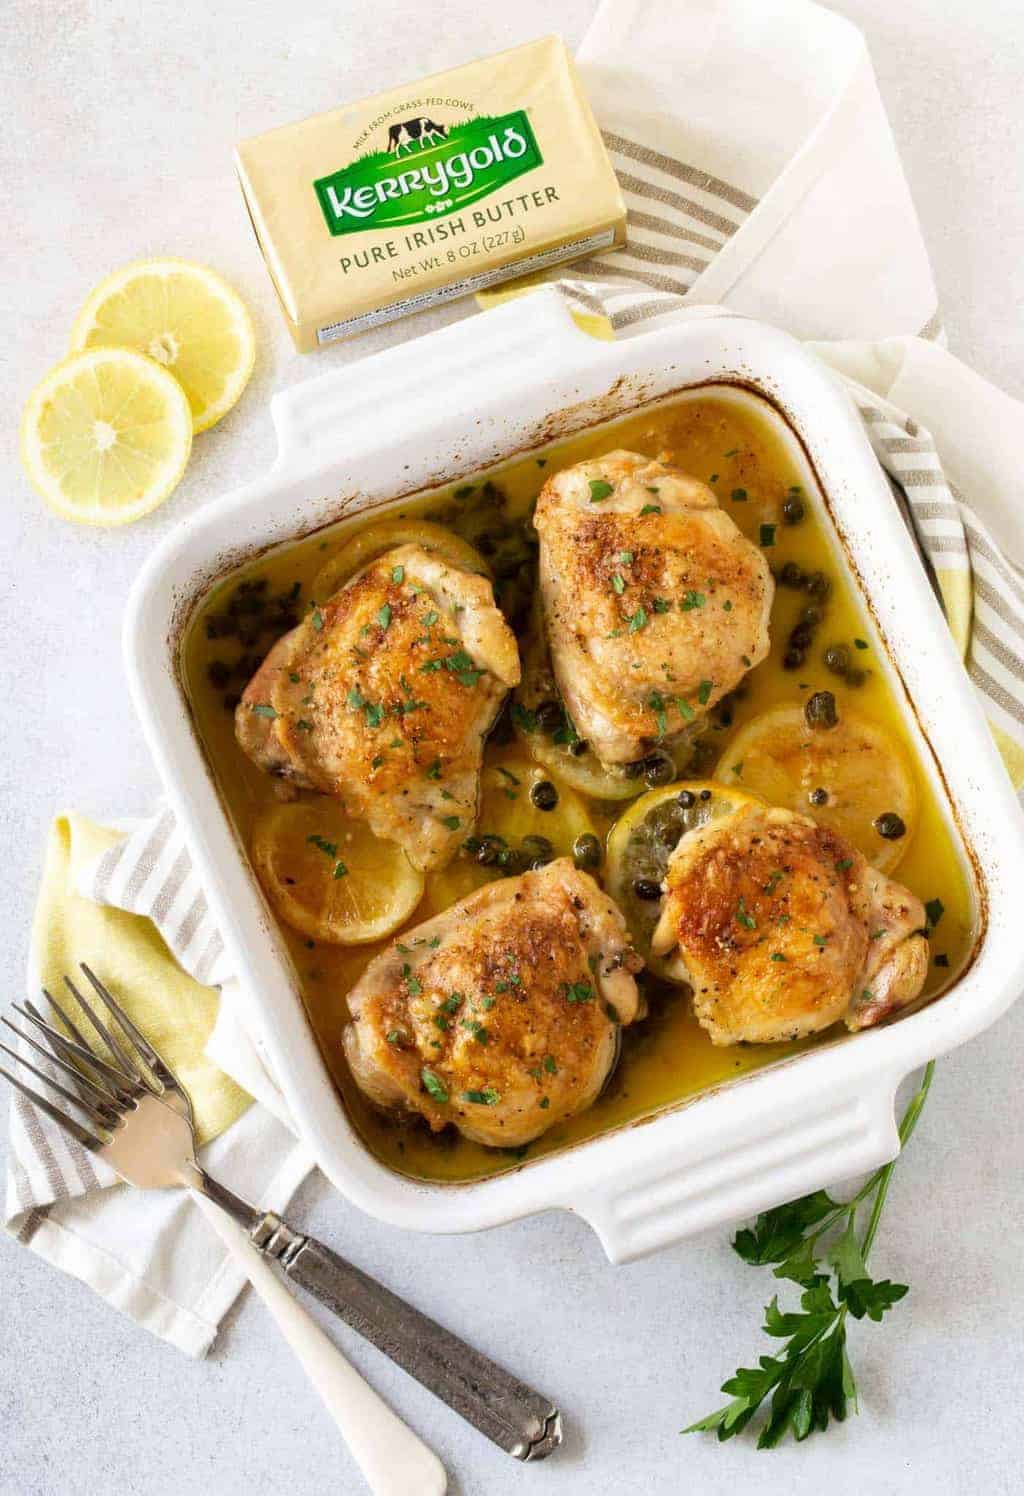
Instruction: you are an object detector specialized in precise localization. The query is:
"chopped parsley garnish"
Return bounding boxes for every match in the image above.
[512,704,537,733]
[835,858,854,872]
[620,550,634,564]
[297,719,313,733]
[461,1019,488,1043]
[543,1055,557,1074]
[425,758,442,779]
[376,603,392,630]
[648,691,668,738]
[310,607,324,631]
[391,565,405,584]
[735,897,757,931]
[442,994,463,1013]
[497,766,520,786]
[697,679,713,705]
[251,703,277,719]
[760,524,776,548]
[731,488,748,502]
[611,573,626,595]
[934,953,950,968]
[539,1097,550,1109]
[454,484,474,499]
[563,982,594,1004]
[724,447,740,457]
[589,479,614,503]
[924,897,945,930]
[628,606,648,633]
[854,638,869,650]
[813,933,828,947]
[481,997,496,1011]
[681,591,706,611]
[421,1068,448,1103]
[462,1088,501,1105]
[433,1014,449,1032]
[423,609,439,626]
[640,504,662,516]
[652,597,672,613]
[288,671,300,683]
[332,860,348,880]
[675,696,695,722]
[307,834,338,857]
[386,1030,405,1047]
[770,952,787,962]
[722,600,733,612]
[763,869,783,894]
[441,815,461,831]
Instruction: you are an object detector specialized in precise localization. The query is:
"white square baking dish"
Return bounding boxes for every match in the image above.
[124,288,1024,1263]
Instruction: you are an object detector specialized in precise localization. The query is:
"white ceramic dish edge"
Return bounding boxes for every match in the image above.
[124,289,1024,1263]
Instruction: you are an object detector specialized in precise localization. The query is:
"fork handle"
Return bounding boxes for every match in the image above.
[251,1213,561,1460]
[191,1192,446,1496]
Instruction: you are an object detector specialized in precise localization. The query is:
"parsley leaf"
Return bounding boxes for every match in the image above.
[685,1063,933,1450]
[589,479,614,503]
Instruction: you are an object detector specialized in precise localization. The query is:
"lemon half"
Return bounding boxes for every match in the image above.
[70,259,255,433]
[21,347,193,526]
[251,800,425,945]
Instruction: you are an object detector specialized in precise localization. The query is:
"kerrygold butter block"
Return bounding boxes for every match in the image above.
[235,36,625,351]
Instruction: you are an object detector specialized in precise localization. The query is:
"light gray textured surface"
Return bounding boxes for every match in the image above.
[1,2,1022,1493]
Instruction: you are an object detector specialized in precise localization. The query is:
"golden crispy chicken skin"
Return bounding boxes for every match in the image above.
[533,451,773,764]
[343,860,643,1147]
[236,544,519,871]
[651,802,928,1045]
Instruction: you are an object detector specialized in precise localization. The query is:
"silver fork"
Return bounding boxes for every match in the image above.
[1,967,561,1479]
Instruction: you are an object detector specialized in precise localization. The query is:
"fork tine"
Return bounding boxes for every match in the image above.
[0,1038,120,1131]
[0,1062,106,1150]
[61,974,143,1082]
[78,963,169,1082]
[0,1015,127,1115]
[30,992,93,1053]
[11,1004,138,1101]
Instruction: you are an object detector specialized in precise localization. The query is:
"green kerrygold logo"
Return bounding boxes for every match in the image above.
[314,111,542,237]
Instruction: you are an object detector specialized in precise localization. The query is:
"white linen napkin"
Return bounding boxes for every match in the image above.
[6,0,1024,1356]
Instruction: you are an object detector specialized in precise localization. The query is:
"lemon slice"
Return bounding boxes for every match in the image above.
[20,347,193,526]
[421,754,597,914]
[312,518,489,602]
[251,800,424,945]
[715,704,917,873]
[606,779,762,967]
[70,259,255,433]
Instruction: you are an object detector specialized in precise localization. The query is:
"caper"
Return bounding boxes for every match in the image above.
[475,837,502,866]
[535,699,564,735]
[874,812,907,840]
[476,534,497,556]
[497,847,526,873]
[624,759,647,779]
[633,877,662,901]
[568,738,589,757]
[643,752,675,787]
[804,570,831,601]
[779,561,804,588]
[804,690,839,729]
[782,496,805,525]
[530,779,558,811]
[846,667,868,688]
[676,789,696,808]
[205,613,237,640]
[800,605,823,628]
[521,834,554,861]
[790,622,814,649]
[823,644,851,676]
[782,647,806,671]
[206,659,231,689]
[572,833,602,870]
[699,789,712,801]
[809,787,829,806]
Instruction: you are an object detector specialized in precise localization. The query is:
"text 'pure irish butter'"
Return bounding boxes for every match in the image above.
[234,37,625,351]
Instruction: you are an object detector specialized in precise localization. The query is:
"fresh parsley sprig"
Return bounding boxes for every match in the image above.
[685,1061,934,1449]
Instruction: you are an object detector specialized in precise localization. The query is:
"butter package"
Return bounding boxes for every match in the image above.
[235,36,625,351]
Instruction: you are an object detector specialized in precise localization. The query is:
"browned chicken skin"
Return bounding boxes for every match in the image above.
[651,802,928,1044]
[343,859,642,1147]
[236,544,519,871]
[534,451,773,764]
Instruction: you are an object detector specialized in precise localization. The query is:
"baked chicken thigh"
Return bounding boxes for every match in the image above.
[236,544,519,871]
[651,801,928,1044]
[343,859,642,1147]
[534,451,773,764]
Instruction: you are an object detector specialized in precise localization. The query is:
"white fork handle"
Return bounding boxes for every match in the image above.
[190,1190,447,1496]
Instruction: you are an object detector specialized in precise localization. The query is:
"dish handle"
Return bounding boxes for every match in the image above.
[571,1073,903,1264]
[270,287,603,475]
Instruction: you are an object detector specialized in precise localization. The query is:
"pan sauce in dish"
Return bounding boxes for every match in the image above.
[182,387,976,1182]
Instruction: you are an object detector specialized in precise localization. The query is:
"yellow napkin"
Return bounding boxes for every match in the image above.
[31,813,250,1146]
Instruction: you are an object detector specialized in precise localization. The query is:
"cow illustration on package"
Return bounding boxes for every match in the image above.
[387,117,448,155]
